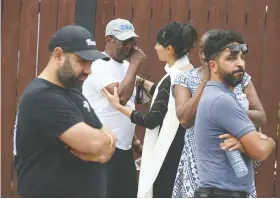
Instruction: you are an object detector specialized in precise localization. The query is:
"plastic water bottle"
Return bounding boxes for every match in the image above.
[225,140,248,178]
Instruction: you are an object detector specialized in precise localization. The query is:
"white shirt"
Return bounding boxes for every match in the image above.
[82,54,136,150]
[164,55,189,69]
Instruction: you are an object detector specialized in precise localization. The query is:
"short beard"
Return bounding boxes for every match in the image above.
[222,73,243,87]
[56,57,81,89]
[218,66,244,87]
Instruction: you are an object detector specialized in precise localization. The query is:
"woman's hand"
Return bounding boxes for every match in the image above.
[219,133,246,153]
[132,139,143,154]
[102,87,122,110]
[200,62,210,82]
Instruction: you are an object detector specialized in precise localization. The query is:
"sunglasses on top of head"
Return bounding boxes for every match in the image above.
[220,43,248,55]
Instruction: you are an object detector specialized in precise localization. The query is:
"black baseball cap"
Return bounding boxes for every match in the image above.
[48,25,109,61]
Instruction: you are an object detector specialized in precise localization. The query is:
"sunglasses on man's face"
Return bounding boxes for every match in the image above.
[112,36,137,46]
[220,44,248,55]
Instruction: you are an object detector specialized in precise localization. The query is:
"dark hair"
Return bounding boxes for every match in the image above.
[204,29,245,62]
[156,22,198,59]
[202,29,221,40]
[200,29,222,53]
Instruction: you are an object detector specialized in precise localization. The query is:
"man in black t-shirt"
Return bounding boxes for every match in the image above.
[13,25,116,197]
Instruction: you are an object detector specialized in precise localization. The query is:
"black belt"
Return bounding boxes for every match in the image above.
[197,187,249,198]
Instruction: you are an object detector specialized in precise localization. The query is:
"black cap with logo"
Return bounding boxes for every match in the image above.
[48,25,109,61]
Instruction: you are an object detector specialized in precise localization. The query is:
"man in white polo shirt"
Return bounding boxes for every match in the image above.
[82,18,146,197]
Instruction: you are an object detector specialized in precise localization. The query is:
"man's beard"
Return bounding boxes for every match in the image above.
[218,65,245,87]
[56,58,82,89]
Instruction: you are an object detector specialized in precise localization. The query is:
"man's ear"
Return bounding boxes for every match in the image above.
[52,47,65,61]
[208,60,217,72]
[52,47,66,65]
[105,36,112,43]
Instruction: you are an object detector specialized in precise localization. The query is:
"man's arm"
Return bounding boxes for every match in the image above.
[31,91,116,163]
[105,48,146,105]
[211,94,275,161]
[59,122,116,163]
[239,131,275,161]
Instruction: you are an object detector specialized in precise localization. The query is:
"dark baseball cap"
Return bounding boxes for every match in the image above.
[48,25,109,61]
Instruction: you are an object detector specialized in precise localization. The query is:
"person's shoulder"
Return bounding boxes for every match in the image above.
[211,93,237,109]
[91,52,115,67]
[181,63,194,71]
[19,79,64,109]
[92,58,111,67]
[25,79,64,100]
[92,58,123,73]
[213,92,235,101]
[182,67,199,76]
[178,55,190,66]
[21,79,55,96]
[175,68,199,83]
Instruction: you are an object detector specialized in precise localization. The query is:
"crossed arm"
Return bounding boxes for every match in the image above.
[31,91,116,163]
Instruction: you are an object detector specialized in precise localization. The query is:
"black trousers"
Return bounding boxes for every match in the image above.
[194,187,249,198]
[105,148,137,198]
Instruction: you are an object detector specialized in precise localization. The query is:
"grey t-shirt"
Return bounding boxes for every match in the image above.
[194,81,256,193]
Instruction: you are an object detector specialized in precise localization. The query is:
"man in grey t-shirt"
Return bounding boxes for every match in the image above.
[194,30,275,198]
